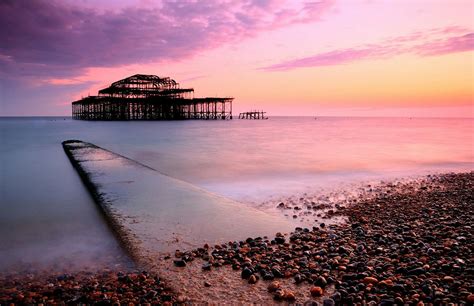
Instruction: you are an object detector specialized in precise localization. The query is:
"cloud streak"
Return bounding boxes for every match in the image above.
[0,0,334,81]
[261,29,474,71]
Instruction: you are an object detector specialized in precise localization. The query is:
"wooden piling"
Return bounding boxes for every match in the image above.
[238,110,268,119]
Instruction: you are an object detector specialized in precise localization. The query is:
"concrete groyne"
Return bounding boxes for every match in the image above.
[62,140,293,266]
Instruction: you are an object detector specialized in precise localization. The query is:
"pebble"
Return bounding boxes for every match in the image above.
[314,276,327,287]
[202,262,211,271]
[241,267,253,279]
[248,274,258,284]
[310,286,323,297]
[176,295,187,303]
[467,294,474,303]
[173,259,186,267]
[363,276,378,284]
[284,290,296,301]
[267,281,280,292]
[323,298,335,306]
[443,276,454,282]
[274,236,285,244]
[273,289,285,300]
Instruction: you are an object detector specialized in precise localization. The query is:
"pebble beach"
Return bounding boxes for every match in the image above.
[1,172,472,305]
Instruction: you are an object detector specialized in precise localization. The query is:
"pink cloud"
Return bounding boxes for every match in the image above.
[413,33,474,56]
[261,28,474,71]
[0,0,335,81]
[260,46,398,71]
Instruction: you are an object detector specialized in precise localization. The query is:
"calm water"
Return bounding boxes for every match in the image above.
[1,116,473,271]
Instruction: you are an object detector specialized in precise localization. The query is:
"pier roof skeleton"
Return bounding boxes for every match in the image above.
[98,74,194,99]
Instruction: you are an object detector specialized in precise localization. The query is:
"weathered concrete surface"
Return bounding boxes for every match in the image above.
[62,140,293,264]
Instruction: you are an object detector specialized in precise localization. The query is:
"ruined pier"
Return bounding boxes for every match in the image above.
[72,74,233,120]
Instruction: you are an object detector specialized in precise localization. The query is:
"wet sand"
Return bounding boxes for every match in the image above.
[1,172,473,304]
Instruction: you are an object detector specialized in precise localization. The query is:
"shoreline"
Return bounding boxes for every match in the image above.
[1,171,473,304]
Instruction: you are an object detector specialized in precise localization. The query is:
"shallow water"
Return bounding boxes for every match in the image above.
[0,118,129,272]
[0,116,473,271]
[79,116,473,201]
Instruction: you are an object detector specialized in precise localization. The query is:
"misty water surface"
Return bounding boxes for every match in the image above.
[1,116,472,271]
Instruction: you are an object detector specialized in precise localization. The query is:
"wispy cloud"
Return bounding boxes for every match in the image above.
[413,33,474,56]
[179,75,209,83]
[261,28,474,71]
[0,0,334,82]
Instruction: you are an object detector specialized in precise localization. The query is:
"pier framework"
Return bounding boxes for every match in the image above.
[238,111,267,119]
[72,74,233,120]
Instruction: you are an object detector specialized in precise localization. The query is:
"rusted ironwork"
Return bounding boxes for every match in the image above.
[72,74,233,120]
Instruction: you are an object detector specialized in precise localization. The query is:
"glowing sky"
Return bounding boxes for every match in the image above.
[0,0,473,116]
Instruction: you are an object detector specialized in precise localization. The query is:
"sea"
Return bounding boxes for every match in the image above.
[1,116,473,272]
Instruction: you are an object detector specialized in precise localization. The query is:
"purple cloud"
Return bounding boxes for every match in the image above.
[260,45,399,71]
[261,29,474,71]
[413,33,474,56]
[0,0,334,81]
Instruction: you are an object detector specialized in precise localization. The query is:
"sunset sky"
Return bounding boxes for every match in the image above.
[0,0,473,117]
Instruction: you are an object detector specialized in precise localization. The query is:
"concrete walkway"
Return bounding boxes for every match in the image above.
[62,140,293,263]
